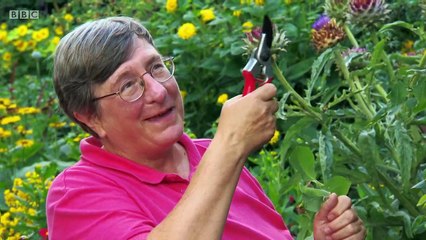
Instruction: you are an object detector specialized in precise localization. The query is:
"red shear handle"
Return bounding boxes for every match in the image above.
[243,70,274,96]
[242,70,256,96]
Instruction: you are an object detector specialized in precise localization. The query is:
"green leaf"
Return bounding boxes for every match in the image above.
[280,117,316,160]
[417,194,426,208]
[357,129,380,178]
[394,122,414,190]
[390,81,408,105]
[384,210,414,238]
[282,23,298,39]
[370,39,386,66]
[379,21,425,40]
[289,145,316,180]
[11,142,44,163]
[318,130,333,182]
[412,75,426,113]
[324,176,352,195]
[308,48,334,99]
[300,185,330,212]
[286,57,316,81]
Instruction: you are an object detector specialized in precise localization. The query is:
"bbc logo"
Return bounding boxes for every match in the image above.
[9,10,39,19]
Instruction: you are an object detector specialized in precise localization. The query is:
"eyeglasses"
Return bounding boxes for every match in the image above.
[92,56,175,103]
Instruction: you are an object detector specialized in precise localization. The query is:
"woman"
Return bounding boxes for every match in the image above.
[47,16,365,240]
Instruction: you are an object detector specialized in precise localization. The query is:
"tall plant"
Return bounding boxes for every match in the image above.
[245,0,426,238]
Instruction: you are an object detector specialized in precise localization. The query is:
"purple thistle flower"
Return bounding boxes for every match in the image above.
[311,17,345,51]
[312,15,331,31]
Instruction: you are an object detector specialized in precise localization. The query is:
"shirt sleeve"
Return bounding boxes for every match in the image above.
[47,169,153,240]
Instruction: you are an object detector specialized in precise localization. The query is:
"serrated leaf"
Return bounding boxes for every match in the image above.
[394,122,414,190]
[277,92,291,120]
[308,48,334,99]
[357,129,380,177]
[318,130,333,182]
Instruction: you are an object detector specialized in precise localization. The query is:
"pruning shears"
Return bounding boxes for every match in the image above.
[242,15,274,96]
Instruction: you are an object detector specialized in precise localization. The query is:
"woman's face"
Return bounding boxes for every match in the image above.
[90,38,184,158]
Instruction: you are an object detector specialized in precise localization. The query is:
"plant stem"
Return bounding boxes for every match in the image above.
[354,76,376,115]
[343,25,359,48]
[332,129,361,157]
[381,51,396,84]
[377,170,420,216]
[333,50,374,120]
[333,129,419,216]
[272,60,322,121]
[374,83,388,102]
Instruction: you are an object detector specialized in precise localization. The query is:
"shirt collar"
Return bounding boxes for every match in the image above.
[79,133,200,184]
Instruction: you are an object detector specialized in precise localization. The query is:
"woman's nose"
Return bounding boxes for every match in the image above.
[142,74,167,103]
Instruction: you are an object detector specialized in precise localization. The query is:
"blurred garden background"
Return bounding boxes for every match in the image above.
[0,0,425,239]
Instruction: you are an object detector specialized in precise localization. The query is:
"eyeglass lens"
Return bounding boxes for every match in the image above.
[119,57,174,102]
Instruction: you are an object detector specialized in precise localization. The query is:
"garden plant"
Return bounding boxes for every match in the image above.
[0,0,425,239]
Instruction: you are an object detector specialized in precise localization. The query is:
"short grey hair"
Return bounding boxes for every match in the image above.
[53,16,154,137]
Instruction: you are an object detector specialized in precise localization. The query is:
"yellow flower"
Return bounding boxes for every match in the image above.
[0,98,11,106]
[7,104,17,109]
[51,36,61,46]
[16,139,34,148]
[13,40,28,52]
[180,90,187,99]
[217,93,229,104]
[27,208,36,216]
[401,40,414,54]
[1,23,7,30]
[0,127,12,138]
[166,0,178,13]
[0,30,7,41]
[200,8,215,23]
[177,23,197,40]
[17,107,41,114]
[13,178,23,187]
[17,25,28,36]
[64,13,74,22]
[54,26,63,35]
[49,122,67,128]
[242,21,254,32]
[34,28,50,41]
[27,39,36,49]
[17,125,33,135]
[1,116,21,125]
[254,0,265,5]
[2,52,12,62]
[39,27,50,41]
[233,10,242,17]
[0,148,7,153]
[269,130,280,145]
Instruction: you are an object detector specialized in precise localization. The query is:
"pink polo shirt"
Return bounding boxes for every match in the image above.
[46,134,293,239]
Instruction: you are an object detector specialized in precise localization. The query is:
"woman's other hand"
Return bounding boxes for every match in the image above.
[314,193,366,240]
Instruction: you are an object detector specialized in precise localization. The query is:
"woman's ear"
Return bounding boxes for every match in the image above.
[73,111,106,138]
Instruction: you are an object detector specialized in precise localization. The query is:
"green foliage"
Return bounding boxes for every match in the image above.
[0,0,425,239]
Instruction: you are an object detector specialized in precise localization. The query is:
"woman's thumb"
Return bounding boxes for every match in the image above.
[315,193,338,222]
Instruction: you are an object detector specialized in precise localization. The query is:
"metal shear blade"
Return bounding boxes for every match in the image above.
[242,15,274,96]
